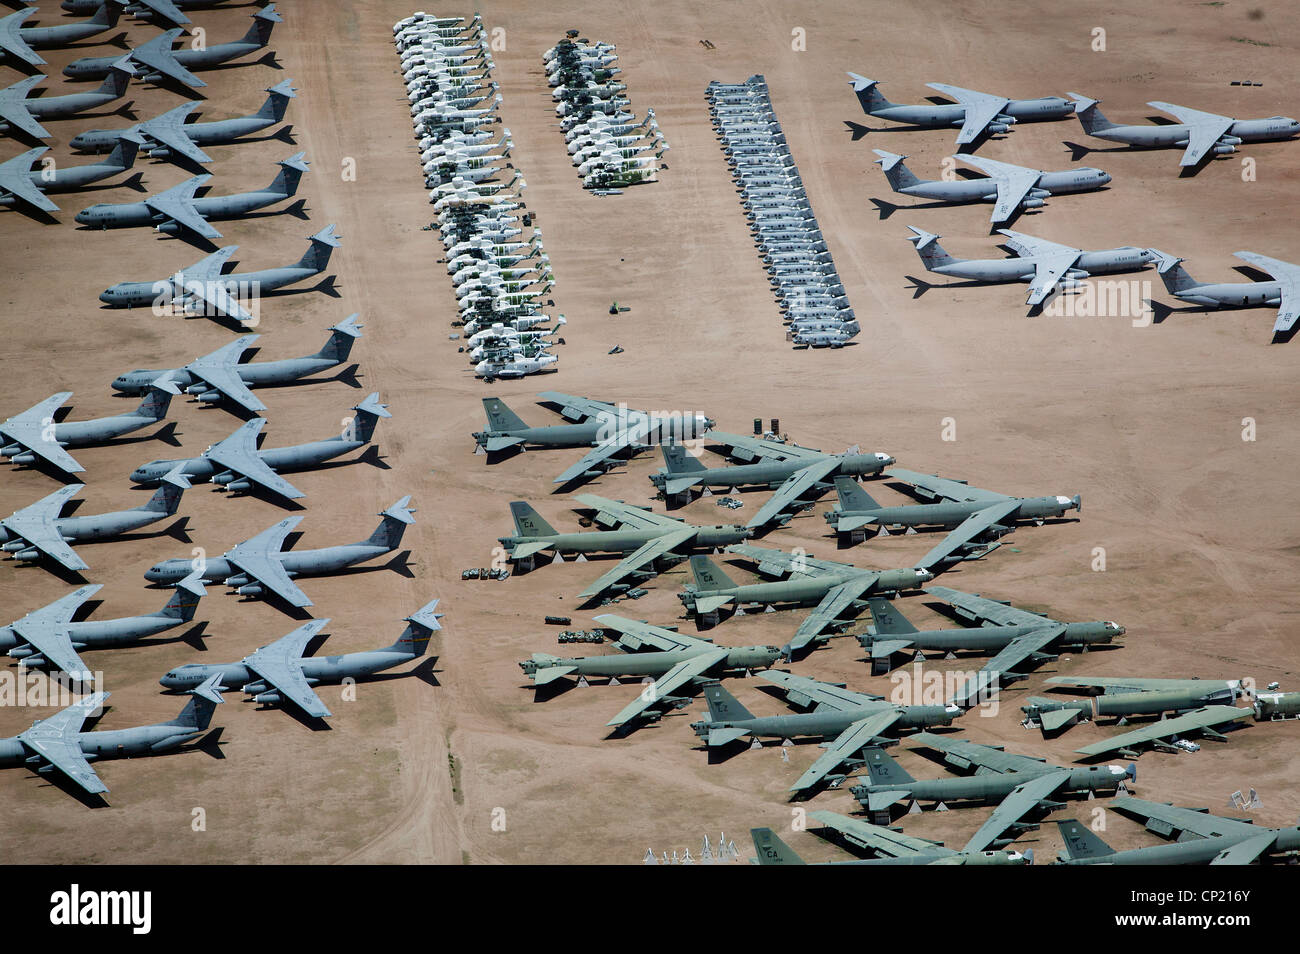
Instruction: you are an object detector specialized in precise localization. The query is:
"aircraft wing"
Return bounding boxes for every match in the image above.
[792,709,902,793]
[909,731,1050,775]
[956,155,1042,223]
[133,0,192,27]
[573,494,681,532]
[534,390,619,422]
[912,499,1023,570]
[997,228,1075,260]
[171,247,255,323]
[788,575,877,655]
[0,76,50,139]
[950,624,1066,706]
[1,146,57,212]
[2,484,86,571]
[243,619,332,718]
[577,528,696,600]
[927,84,1011,146]
[746,457,840,529]
[186,335,265,413]
[724,543,851,579]
[759,669,883,710]
[1108,795,1261,842]
[925,586,1052,628]
[1045,676,1239,693]
[1026,250,1084,306]
[809,809,953,858]
[1073,706,1253,758]
[10,584,102,682]
[0,8,45,68]
[145,174,221,239]
[552,421,650,485]
[706,431,824,463]
[139,101,212,165]
[1147,103,1235,167]
[0,391,84,475]
[1211,832,1281,866]
[130,29,207,89]
[605,647,728,727]
[205,419,305,500]
[17,692,110,795]
[1233,251,1300,334]
[884,468,1008,504]
[963,768,1072,853]
[223,515,312,607]
[593,614,709,653]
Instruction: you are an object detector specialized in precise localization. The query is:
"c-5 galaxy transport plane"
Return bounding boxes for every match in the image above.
[2,135,142,205]
[144,496,415,608]
[0,60,132,139]
[871,151,1110,225]
[1,377,177,477]
[847,74,1075,149]
[693,672,961,795]
[0,145,60,212]
[75,152,309,239]
[111,315,362,414]
[906,226,1154,306]
[1068,93,1300,169]
[158,599,442,719]
[0,677,223,798]
[62,0,237,28]
[129,393,390,501]
[752,814,1028,865]
[0,4,121,67]
[850,736,1133,851]
[1148,248,1300,339]
[1021,675,1245,734]
[1,572,205,683]
[1,470,189,572]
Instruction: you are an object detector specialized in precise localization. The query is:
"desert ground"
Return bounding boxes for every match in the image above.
[1,0,1298,865]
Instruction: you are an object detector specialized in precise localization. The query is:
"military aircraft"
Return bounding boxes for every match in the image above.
[1148,248,1300,339]
[1071,703,1254,760]
[0,676,223,797]
[680,544,932,656]
[520,614,780,729]
[62,0,236,28]
[826,469,1081,563]
[0,4,120,67]
[906,226,1154,306]
[5,135,143,204]
[64,6,282,85]
[753,813,1029,865]
[1069,93,1300,169]
[501,495,749,601]
[112,315,361,414]
[1,378,178,477]
[1022,675,1244,733]
[871,150,1110,225]
[158,599,442,719]
[0,145,60,212]
[650,432,894,529]
[847,74,1075,148]
[851,736,1133,851]
[472,393,622,453]
[98,223,341,321]
[1,572,205,682]
[144,495,415,608]
[692,674,961,795]
[1,469,189,572]
[71,79,298,160]
[549,406,713,488]
[1056,798,1300,865]
[0,61,132,139]
[75,152,309,239]
[129,393,389,500]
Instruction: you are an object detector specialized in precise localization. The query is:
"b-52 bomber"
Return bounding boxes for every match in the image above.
[692,672,961,796]
[752,813,1028,865]
[158,599,442,720]
[871,151,1110,225]
[850,735,1134,852]
[500,495,749,602]
[847,74,1075,149]
[2,378,178,478]
[0,4,120,67]
[1022,675,1245,733]
[680,544,932,657]
[0,677,223,799]
[1,469,189,573]
[650,432,894,530]
[0,572,205,683]
[519,614,780,730]
[144,495,415,609]
[111,315,363,415]
[0,60,132,139]
[1149,248,1300,340]
[826,468,1081,567]
[129,393,390,502]
[907,226,1154,306]
[75,152,309,239]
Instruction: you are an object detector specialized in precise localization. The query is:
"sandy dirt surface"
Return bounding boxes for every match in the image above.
[1,0,1298,865]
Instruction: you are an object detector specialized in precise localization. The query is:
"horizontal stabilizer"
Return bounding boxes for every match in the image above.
[531,665,577,686]
[694,593,735,615]
[707,726,750,747]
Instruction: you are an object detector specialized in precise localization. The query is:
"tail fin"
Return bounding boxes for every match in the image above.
[702,680,754,722]
[862,746,915,786]
[690,555,737,592]
[383,598,442,656]
[1067,93,1115,134]
[906,226,959,269]
[834,476,880,512]
[255,78,297,123]
[167,673,224,731]
[240,2,281,47]
[1055,819,1115,861]
[867,597,917,636]
[133,374,179,422]
[313,313,362,362]
[661,442,707,475]
[267,152,309,197]
[88,1,120,29]
[847,72,897,115]
[137,465,190,514]
[873,150,925,192]
[293,224,341,273]
[156,570,206,621]
[365,495,416,549]
[344,392,391,444]
[94,57,134,99]
[751,828,806,865]
[1148,249,1203,293]
[104,131,144,172]
[509,501,558,537]
[481,396,528,432]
